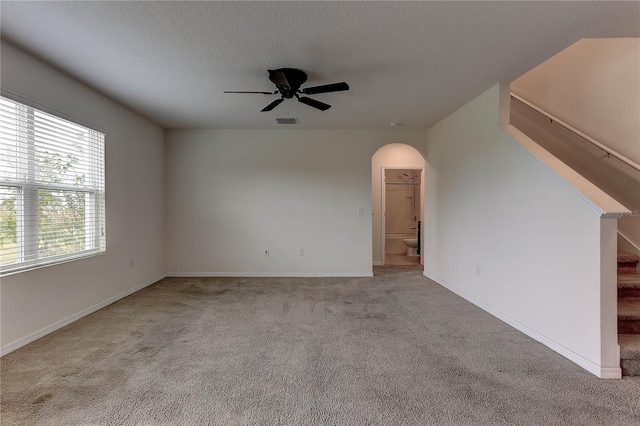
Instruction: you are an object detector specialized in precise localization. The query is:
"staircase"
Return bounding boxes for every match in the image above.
[618,252,640,376]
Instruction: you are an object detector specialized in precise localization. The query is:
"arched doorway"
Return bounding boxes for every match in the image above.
[372,143,426,266]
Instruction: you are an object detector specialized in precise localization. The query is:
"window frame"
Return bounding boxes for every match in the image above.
[0,94,106,276]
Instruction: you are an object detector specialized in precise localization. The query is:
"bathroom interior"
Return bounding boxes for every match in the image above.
[385,169,421,265]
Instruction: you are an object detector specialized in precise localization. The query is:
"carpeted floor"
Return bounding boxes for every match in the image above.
[2,267,639,425]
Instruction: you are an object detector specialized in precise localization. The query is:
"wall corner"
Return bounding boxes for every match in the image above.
[498,82,511,125]
[600,217,620,374]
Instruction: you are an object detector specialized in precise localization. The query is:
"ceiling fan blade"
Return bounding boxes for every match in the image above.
[224,91,276,95]
[301,82,349,95]
[261,98,285,112]
[297,96,331,111]
[268,69,291,90]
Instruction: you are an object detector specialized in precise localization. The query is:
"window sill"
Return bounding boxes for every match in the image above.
[0,250,106,277]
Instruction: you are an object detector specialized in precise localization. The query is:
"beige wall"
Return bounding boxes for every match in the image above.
[512,38,640,164]
[425,84,622,378]
[0,42,166,353]
[165,129,426,276]
[511,38,640,252]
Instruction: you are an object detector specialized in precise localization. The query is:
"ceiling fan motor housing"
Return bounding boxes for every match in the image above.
[269,68,308,98]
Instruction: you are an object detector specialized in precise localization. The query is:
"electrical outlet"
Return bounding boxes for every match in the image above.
[129,259,134,268]
[264,249,269,256]
[357,208,364,216]
[299,249,304,256]
[476,265,480,277]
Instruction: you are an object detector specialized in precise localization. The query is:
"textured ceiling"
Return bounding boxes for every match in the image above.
[1,1,639,129]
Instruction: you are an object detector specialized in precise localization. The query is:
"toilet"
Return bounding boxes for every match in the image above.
[403,238,418,257]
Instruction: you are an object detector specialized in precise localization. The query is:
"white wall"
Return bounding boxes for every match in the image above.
[511,39,640,253]
[165,129,426,276]
[0,41,166,353]
[424,84,626,378]
[511,98,640,255]
[371,144,425,264]
[512,38,640,165]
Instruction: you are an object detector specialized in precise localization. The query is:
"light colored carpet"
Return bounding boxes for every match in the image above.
[2,268,640,425]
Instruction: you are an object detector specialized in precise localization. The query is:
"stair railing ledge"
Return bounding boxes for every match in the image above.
[510,93,640,173]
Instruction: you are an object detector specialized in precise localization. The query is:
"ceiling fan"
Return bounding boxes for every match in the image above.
[224,68,349,112]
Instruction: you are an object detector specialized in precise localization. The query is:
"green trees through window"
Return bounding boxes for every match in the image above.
[0,188,17,265]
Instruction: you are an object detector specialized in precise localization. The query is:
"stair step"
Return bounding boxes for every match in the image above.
[618,300,640,334]
[619,334,640,376]
[618,252,639,274]
[618,252,640,264]
[618,274,640,300]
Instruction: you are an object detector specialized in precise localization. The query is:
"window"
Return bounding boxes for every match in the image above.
[0,96,105,275]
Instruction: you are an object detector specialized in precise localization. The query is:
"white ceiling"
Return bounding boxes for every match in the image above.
[1,1,638,129]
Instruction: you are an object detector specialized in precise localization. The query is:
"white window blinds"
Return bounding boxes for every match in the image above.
[0,96,105,275]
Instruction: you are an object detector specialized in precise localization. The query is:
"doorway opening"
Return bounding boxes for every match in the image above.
[383,168,422,265]
[371,143,426,267]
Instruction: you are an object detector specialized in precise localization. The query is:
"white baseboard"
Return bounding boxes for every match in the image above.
[599,367,623,379]
[0,273,166,357]
[167,272,374,278]
[423,271,621,380]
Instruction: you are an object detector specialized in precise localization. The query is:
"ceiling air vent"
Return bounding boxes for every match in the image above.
[276,117,298,125]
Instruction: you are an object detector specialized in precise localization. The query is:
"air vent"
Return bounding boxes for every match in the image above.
[276,117,298,125]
